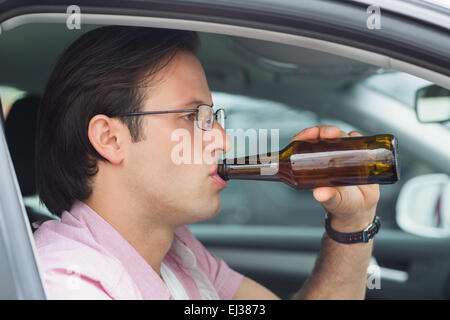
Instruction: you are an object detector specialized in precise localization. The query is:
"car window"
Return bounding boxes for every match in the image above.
[0,85,26,118]
[3,28,448,237]
[205,91,361,227]
[199,71,445,231]
[363,72,450,129]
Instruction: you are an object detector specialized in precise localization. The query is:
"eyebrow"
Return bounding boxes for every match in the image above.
[146,100,213,112]
[182,99,211,108]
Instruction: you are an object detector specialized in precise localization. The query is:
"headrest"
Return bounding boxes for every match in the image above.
[5,95,41,196]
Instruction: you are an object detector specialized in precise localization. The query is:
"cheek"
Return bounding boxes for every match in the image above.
[126,137,170,184]
[131,122,206,183]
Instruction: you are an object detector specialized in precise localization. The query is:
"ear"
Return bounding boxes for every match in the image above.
[88,114,126,165]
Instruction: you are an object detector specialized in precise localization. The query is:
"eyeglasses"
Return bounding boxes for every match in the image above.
[115,104,226,131]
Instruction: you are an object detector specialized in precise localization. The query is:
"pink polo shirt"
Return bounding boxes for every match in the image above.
[33,200,244,300]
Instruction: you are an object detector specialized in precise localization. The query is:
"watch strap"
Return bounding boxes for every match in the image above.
[325,214,381,244]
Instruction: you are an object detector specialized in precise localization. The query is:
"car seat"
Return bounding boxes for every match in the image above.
[4,95,56,232]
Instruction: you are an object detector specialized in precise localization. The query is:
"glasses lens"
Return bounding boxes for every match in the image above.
[216,108,225,130]
[197,104,213,130]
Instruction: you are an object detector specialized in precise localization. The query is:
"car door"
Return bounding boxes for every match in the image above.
[183,1,450,299]
[0,98,46,299]
[190,85,450,299]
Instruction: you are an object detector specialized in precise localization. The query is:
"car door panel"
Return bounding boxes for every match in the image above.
[0,99,46,299]
[192,225,450,299]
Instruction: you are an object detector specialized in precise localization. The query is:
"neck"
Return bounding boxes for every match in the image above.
[85,191,174,279]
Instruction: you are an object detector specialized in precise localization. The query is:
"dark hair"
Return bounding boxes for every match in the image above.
[36,26,200,217]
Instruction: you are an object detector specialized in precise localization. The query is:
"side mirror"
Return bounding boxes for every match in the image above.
[396,174,450,238]
[415,84,450,123]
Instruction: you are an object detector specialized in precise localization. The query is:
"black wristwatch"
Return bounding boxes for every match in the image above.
[325,213,381,244]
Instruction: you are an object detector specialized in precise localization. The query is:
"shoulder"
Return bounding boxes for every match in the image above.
[33,220,141,299]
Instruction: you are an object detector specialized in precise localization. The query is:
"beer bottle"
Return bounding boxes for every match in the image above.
[217,134,400,189]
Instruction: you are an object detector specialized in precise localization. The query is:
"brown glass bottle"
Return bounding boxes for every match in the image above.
[217,134,400,189]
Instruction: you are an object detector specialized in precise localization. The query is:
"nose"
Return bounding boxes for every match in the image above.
[214,119,232,154]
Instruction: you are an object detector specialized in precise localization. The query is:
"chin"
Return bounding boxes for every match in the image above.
[190,199,222,224]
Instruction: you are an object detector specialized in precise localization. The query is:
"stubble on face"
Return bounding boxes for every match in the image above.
[125,51,223,227]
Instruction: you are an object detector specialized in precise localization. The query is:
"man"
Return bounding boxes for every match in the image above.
[34,26,380,299]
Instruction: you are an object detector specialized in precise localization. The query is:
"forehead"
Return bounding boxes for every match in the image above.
[143,51,212,110]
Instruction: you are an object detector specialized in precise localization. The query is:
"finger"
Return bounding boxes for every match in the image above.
[313,187,336,202]
[290,126,320,142]
[312,187,342,208]
[339,130,349,138]
[291,125,347,142]
[318,126,340,139]
[357,183,380,207]
[349,131,362,137]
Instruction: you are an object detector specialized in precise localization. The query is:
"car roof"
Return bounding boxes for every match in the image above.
[0,0,449,93]
[0,24,381,95]
[352,0,450,29]
[1,0,449,29]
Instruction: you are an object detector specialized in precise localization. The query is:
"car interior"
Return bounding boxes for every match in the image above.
[1,21,450,299]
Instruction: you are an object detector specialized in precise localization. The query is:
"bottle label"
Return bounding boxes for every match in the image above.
[290,149,388,170]
[226,162,279,176]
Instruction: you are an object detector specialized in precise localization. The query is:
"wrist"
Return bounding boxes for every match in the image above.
[327,210,376,233]
[325,212,380,244]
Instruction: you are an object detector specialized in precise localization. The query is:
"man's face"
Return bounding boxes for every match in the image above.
[123,51,231,227]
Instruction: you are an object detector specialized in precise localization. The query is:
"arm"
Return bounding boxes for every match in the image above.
[233,233,373,300]
[291,224,374,300]
[233,228,373,300]
[233,125,379,300]
[232,276,280,300]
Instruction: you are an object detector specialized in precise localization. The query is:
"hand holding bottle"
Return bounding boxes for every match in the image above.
[290,125,380,232]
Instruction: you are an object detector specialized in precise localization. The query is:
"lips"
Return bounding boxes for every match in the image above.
[209,165,228,189]
[209,165,219,177]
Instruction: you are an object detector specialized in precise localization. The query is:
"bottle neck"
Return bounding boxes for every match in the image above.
[218,153,280,181]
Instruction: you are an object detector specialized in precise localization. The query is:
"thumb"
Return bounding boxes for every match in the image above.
[313,187,342,210]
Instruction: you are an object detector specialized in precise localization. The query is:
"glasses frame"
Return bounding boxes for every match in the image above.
[115,104,225,131]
